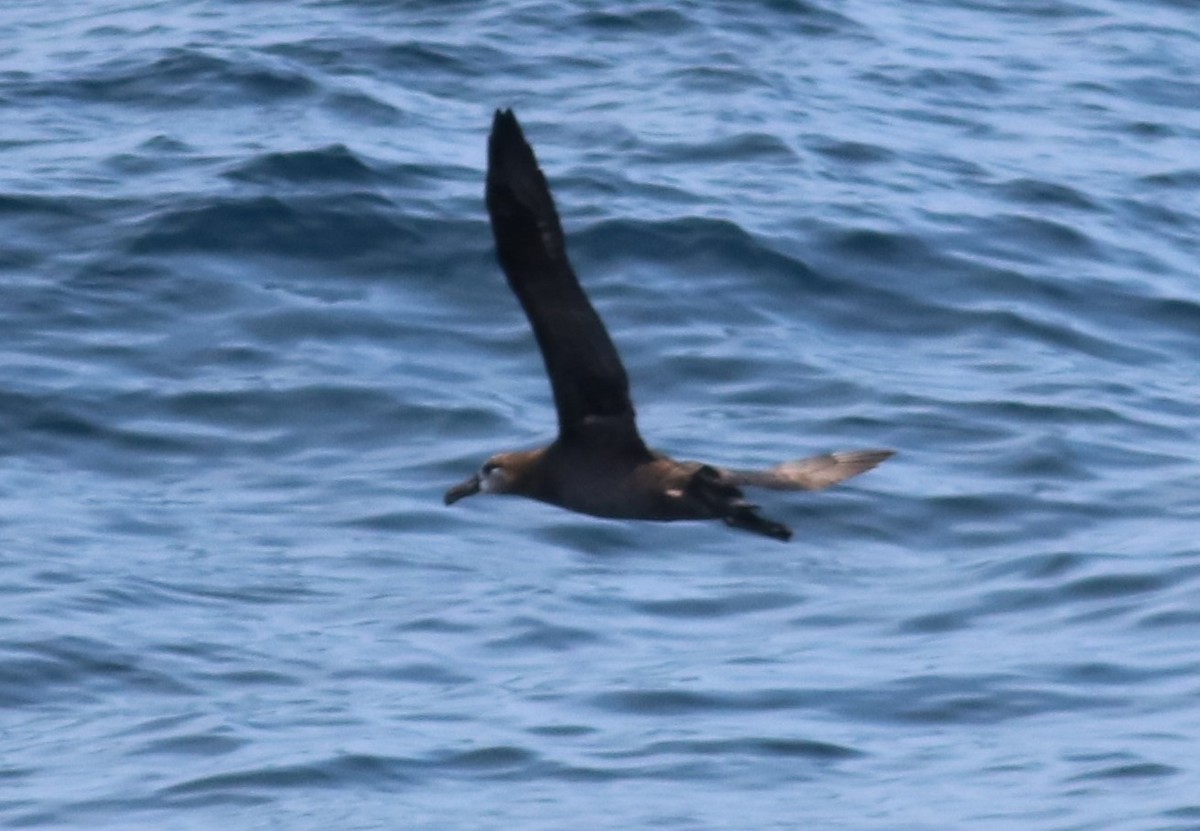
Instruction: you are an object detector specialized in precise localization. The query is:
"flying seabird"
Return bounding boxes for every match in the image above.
[444,109,892,541]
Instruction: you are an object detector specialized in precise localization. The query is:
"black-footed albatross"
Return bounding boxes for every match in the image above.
[444,109,892,541]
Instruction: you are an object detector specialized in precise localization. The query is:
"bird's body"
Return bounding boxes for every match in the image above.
[445,109,892,541]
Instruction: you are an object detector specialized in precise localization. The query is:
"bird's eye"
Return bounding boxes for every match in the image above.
[481,461,499,475]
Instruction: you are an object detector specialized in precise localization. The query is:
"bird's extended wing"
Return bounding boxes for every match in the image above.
[486,109,645,451]
[724,450,894,491]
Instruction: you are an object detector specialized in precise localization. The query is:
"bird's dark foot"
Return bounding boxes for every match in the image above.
[723,504,793,542]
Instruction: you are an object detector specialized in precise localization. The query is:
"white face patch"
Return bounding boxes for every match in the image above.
[479,464,509,493]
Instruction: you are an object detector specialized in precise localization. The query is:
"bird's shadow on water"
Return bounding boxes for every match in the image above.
[337,481,898,546]
[536,518,711,559]
[533,499,892,561]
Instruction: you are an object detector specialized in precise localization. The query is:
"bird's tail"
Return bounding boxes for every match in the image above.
[726,449,894,492]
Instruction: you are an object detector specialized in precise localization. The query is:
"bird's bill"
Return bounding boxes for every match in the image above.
[444,473,482,505]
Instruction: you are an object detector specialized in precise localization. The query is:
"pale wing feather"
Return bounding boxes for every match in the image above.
[725,449,893,492]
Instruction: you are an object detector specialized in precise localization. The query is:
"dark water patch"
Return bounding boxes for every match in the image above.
[1119,75,1200,110]
[332,662,473,685]
[578,217,837,295]
[804,230,1042,339]
[0,765,33,783]
[1124,119,1177,138]
[576,8,695,36]
[903,68,1007,96]
[631,591,801,619]
[342,508,470,534]
[200,669,301,688]
[964,213,1097,262]
[668,63,771,94]
[1163,806,1200,820]
[995,435,1097,481]
[273,32,501,82]
[236,304,404,345]
[1137,609,1200,629]
[1050,661,1189,687]
[0,636,195,708]
[224,144,376,186]
[1064,433,1194,474]
[911,148,990,179]
[0,246,38,270]
[538,760,710,784]
[981,551,1089,581]
[921,488,1099,530]
[1062,573,1166,601]
[160,580,324,609]
[271,34,511,100]
[947,304,1158,365]
[324,89,405,125]
[839,674,1121,725]
[926,563,1175,631]
[25,404,144,448]
[161,753,418,798]
[140,134,193,154]
[527,723,595,738]
[486,622,603,652]
[264,36,372,72]
[25,48,316,108]
[398,617,479,635]
[593,674,1116,724]
[104,137,203,178]
[373,160,474,195]
[151,383,468,459]
[1067,761,1178,782]
[621,737,862,761]
[0,193,94,220]
[1118,197,1197,239]
[3,392,208,472]
[1140,168,1200,189]
[925,502,1101,553]
[66,256,175,296]
[0,194,121,260]
[879,487,1098,559]
[642,132,796,164]
[158,640,269,663]
[128,193,410,261]
[535,520,649,553]
[591,688,785,716]
[379,40,478,75]
[441,745,537,771]
[55,576,193,614]
[727,0,866,38]
[995,178,1100,211]
[807,137,894,165]
[132,733,245,759]
[950,0,1099,19]
[827,226,938,267]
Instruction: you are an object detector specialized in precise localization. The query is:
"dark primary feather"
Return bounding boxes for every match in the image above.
[486,109,644,451]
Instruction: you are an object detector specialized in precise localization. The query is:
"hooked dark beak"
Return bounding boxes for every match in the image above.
[444,473,481,505]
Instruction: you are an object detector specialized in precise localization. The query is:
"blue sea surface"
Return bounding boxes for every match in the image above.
[3,1,1199,829]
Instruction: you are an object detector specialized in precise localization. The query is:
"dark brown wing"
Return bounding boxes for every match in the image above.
[724,450,894,491]
[486,109,646,452]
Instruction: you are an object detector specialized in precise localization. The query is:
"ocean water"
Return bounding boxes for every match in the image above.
[3,1,1199,828]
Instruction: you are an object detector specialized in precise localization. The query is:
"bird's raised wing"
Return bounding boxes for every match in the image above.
[486,109,646,452]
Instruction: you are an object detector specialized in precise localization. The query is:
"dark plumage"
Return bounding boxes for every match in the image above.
[444,109,892,541]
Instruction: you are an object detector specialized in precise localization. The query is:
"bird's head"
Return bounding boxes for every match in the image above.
[444,452,530,505]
